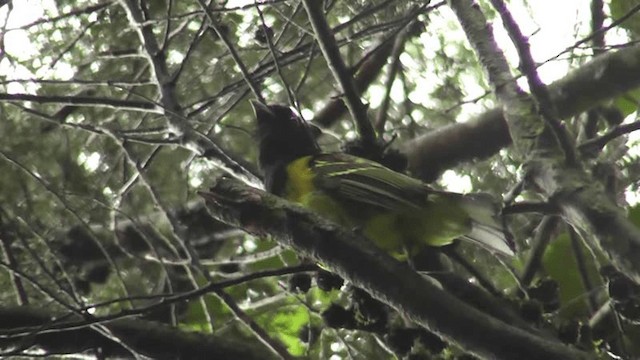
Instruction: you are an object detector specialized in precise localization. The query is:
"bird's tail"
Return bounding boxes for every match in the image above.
[457,193,514,256]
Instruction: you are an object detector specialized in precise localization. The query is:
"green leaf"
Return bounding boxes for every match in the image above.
[542,232,604,319]
[610,0,640,38]
[614,89,640,117]
[257,304,310,356]
[180,295,228,333]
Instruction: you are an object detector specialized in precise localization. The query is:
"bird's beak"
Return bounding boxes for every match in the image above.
[250,100,274,119]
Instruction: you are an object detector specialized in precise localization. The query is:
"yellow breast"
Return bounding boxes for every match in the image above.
[284,156,316,202]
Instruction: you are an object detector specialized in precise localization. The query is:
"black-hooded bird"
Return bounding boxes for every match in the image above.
[252,101,513,258]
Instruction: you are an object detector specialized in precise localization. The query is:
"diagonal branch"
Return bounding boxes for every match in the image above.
[196,0,265,103]
[302,0,377,148]
[374,20,421,135]
[312,29,394,127]
[447,0,540,155]
[200,178,590,360]
[490,0,578,165]
[521,216,561,286]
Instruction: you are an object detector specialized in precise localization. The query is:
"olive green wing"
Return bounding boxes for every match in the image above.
[309,153,513,256]
[310,153,430,210]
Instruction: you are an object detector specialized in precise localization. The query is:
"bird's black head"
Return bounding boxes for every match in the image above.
[252,101,321,171]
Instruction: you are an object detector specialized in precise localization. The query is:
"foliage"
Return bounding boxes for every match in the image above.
[0,0,640,359]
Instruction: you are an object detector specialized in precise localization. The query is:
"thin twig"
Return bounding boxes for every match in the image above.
[77,264,317,312]
[0,92,158,112]
[579,119,640,153]
[0,77,155,86]
[502,201,558,215]
[541,2,640,66]
[254,0,298,108]
[0,259,145,358]
[215,289,297,360]
[444,248,501,297]
[107,131,215,332]
[1,264,314,359]
[171,16,209,83]
[185,10,418,117]
[49,13,103,69]
[196,0,265,103]
[0,150,133,300]
[310,3,436,128]
[5,1,114,31]
[160,0,173,52]
[0,236,29,305]
[120,0,261,185]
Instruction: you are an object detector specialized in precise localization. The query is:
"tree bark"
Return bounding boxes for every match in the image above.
[201,180,591,360]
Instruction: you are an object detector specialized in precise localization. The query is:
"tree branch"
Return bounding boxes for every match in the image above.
[119,0,261,186]
[448,0,640,286]
[0,306,273,359]
[404,43,640,182]
[521,216,561,286]
[0,92,158,112]
[490,0,578,165]
[527,159,640,283]
[200,178,590,360]
[302,0,377,148]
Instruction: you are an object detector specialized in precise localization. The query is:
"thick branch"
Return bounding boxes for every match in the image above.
[404,43,640,182]
[200,179,590,360]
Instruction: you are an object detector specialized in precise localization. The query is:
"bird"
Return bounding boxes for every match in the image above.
[251,101,513,259]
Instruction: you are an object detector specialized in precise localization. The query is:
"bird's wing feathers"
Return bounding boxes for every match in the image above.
[309,153,514,256]
[311,153,429,210]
